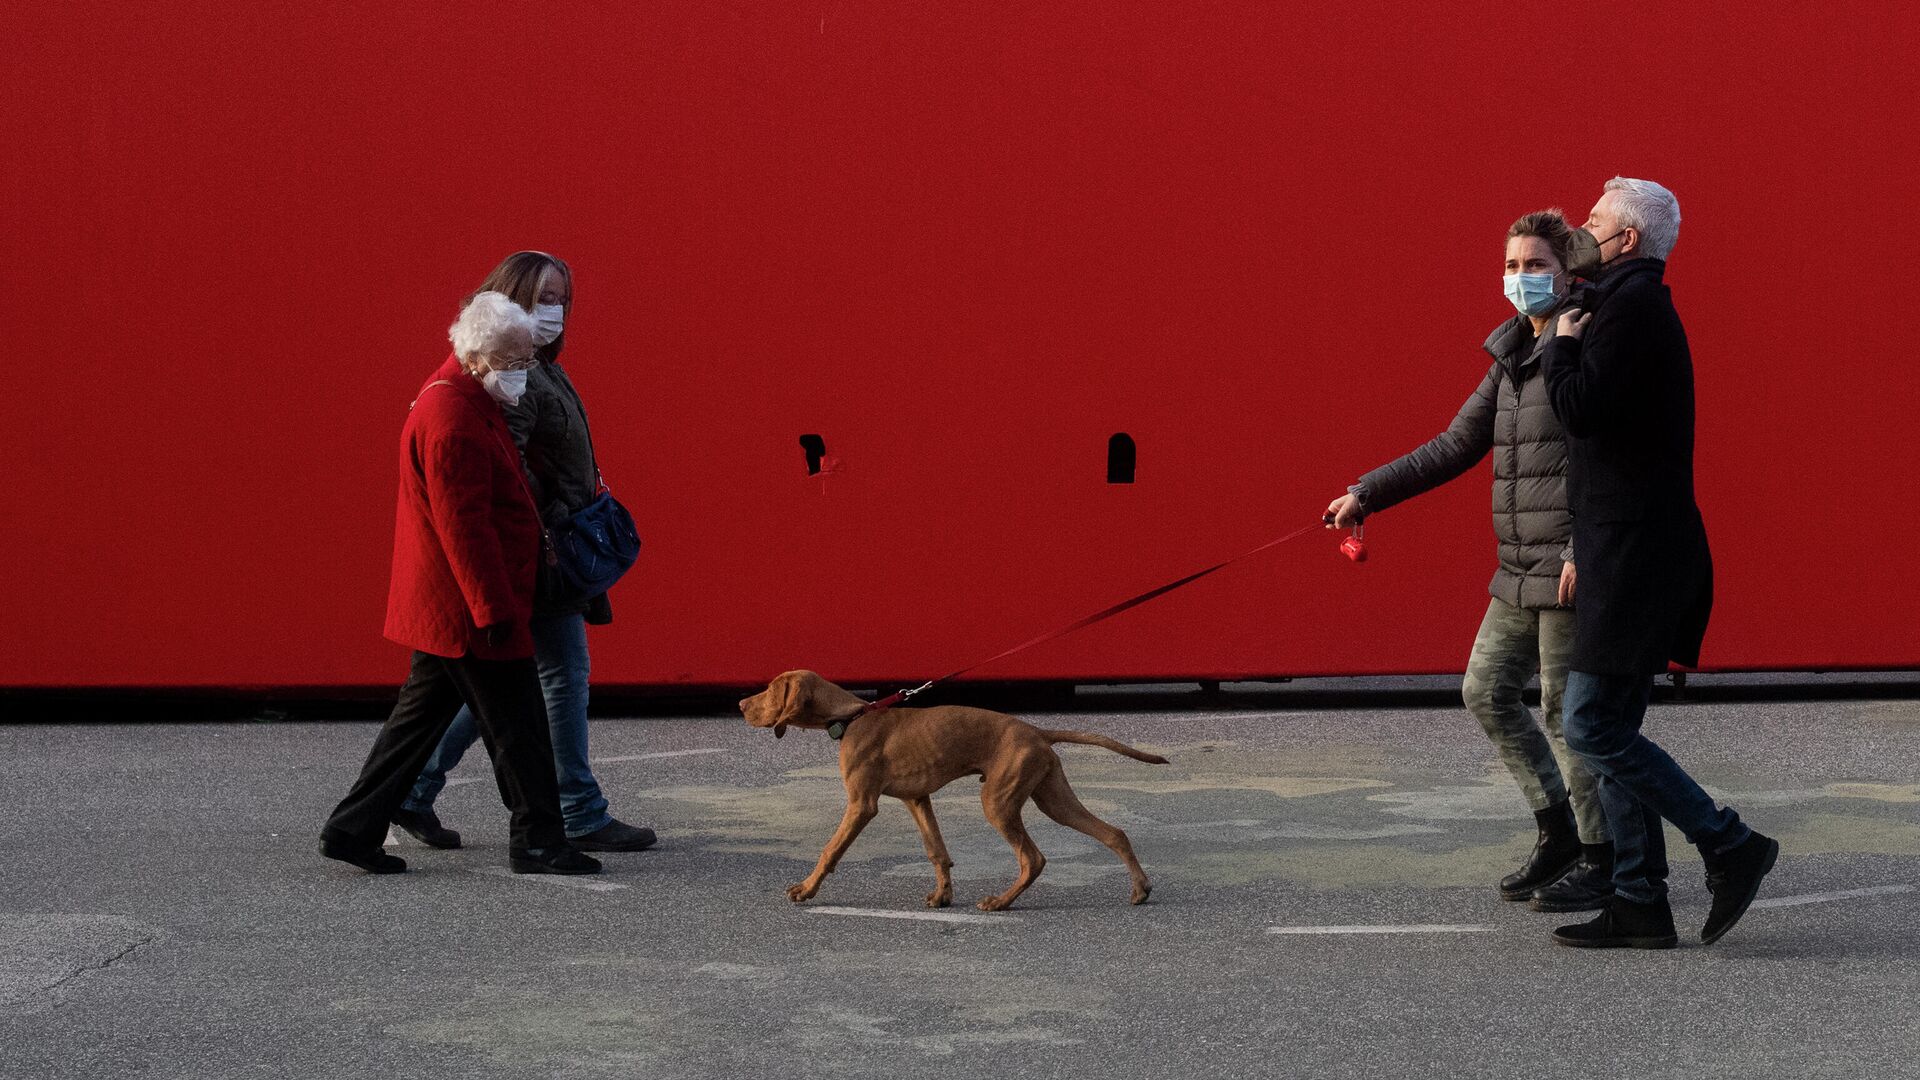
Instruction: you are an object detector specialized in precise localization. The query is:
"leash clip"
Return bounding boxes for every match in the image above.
[832,680,938,740]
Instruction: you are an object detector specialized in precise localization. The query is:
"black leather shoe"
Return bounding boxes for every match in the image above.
[1701,831,1779,944]
[320,833,407,874]
[509,846,602,875]
[570,819,658,852]
[1530,843,1615,913]
[391,808,462,850]
[1552,895,1677,950]
[1500,801,1581,900]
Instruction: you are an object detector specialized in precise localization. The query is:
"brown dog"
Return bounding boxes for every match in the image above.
[740,670,1166,911]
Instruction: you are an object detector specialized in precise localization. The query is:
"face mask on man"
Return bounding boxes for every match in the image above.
[482,368,529,406]
[1564,229,1627,279]
[532,303,566,346]
[1503,273,1562,317]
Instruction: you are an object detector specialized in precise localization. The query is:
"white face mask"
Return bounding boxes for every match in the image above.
[482,368,529,405]
[531,303,566,346]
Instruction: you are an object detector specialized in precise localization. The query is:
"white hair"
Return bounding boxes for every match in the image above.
[448,290,535,361]
[1604,176,1681,260]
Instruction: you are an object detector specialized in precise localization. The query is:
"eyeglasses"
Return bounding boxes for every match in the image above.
[489,352,541,371]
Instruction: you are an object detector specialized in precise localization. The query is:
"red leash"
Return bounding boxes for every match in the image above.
[831,520,1341,737]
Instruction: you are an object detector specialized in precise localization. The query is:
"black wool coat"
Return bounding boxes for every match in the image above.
[1544,258,1712,676]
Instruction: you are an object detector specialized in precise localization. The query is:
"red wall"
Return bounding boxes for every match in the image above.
[5,2,1917,689]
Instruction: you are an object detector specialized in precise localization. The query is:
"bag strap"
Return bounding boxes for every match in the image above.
[548,364,610,496]
[415,379,558,566]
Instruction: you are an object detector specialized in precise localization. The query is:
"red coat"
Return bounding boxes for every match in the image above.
[383,355,542,660]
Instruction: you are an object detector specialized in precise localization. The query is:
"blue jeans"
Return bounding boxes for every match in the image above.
[1563,670,1750,904]
[403,612,612,838]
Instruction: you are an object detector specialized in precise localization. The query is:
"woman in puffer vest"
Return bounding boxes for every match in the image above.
[1322,209,1611,914]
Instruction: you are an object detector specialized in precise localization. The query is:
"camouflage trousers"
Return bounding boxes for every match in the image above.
[1461,596,1607,844]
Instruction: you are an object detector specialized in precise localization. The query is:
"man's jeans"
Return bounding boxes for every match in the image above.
[1563,670,1750,903]
[402,613,613,838]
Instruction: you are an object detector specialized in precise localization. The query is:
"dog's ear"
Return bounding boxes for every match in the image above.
[773,672,803,738]
[797,670,871,726]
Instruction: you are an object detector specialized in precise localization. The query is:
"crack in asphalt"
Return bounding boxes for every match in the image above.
[28,933,157,1009]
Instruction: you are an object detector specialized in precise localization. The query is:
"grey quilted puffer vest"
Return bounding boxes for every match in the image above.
[1355,310,1574,611]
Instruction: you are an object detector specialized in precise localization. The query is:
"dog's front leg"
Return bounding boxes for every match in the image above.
[903,797,955,907]
[787,797,879,903]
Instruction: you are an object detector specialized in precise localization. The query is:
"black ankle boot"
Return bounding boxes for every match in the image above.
[1529,842,1614,912]
[1500,801,1581,900]
[1700,830,1779,944]
[1552,894,1678,950]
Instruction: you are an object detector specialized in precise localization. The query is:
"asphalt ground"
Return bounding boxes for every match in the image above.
[3,678,1917,1080]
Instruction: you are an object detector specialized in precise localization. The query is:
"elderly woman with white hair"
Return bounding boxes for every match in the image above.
[319,291,599,877]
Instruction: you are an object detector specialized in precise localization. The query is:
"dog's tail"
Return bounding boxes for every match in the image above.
[1041,730,1168,765]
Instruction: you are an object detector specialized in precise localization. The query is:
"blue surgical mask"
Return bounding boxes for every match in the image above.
[1503,273,1562,317]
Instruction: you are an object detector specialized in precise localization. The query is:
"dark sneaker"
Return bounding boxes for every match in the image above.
[509,847,602,875]
[1530,844,1615,913]
[1701,831,1779,944]
[570,819,658,852]
[391,807,462,850]
[320,833,407,875]
[1552,895,1677,950]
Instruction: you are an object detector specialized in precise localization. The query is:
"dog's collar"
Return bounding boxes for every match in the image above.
[827,687,917,740]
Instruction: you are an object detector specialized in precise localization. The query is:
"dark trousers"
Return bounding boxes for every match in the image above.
[323,650,567,853]
[1563,670,1749,904]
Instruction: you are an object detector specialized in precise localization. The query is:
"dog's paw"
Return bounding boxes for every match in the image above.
[786,883,817,903]
[1130,882,1152,905]
[975,895,1011,912]
[925,889,952,909]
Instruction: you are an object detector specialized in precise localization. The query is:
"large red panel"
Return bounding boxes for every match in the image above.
[4,2,1916,688]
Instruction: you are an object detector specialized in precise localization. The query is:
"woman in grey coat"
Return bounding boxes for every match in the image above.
[1323,210,1609,912]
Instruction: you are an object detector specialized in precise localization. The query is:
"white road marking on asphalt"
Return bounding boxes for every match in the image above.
[809,905,1019,925]
[383,828,399,848]
[592,748,728,764]
[1265,924,1496,935]
[472,867,630,892]
[1750,884,1915,910]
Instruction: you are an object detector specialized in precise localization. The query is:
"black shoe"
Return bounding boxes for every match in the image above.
[509,846,602,875]
[1552,895,1678,950]
[569,819,658,852]
[320,833,407,874]
[1530,843,1615,913]
[1700,831,1779,944]
[1500,801,1582,900]
[391,807,462,850]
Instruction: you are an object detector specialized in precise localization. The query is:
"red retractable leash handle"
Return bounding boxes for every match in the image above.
[1323,512,1368,562]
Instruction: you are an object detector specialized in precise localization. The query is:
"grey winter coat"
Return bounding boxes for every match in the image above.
[505,359,614,622]
[1354,305,1577,611]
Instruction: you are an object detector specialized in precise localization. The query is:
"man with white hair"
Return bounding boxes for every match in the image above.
[1542,177,1777,949]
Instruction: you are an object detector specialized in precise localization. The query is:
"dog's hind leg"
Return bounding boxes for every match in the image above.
[1032,763,1152,905]
[902,797,955,908]
[977,766,1048,912]
[787,796,879,903]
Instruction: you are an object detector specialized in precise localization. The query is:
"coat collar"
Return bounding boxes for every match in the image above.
[1588,256,1666,295]
[427,354,486,399]
[1482,294,1579,374]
